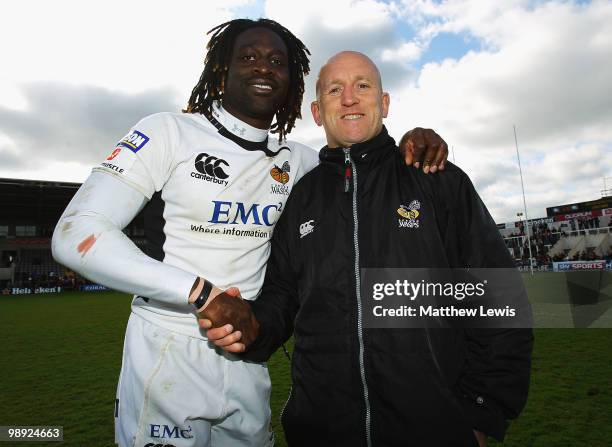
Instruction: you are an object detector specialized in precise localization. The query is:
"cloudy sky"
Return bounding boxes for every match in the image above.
[1,0,611,223]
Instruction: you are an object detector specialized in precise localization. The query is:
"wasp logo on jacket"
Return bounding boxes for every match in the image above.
[270,161,291,195]
[397,200,421,228]
[191,153,230,186]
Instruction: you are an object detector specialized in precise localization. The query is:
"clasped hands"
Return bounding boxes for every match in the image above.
[198,287,257,353]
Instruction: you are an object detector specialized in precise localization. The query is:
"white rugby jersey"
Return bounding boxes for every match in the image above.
[93,104,318,337]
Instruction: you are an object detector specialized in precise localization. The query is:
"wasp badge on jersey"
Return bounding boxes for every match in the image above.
[398,200,421,228]
[270,161,290,184]
[117,130,150,153]
[270,161,291,196]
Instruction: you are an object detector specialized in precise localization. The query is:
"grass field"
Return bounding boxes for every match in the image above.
[1,273,611,446]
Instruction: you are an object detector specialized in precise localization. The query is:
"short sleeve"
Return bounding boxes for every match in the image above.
[287,141,319,184]
[93,113,177,199]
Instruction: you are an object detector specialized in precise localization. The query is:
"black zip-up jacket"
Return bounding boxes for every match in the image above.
[244,127,533,446]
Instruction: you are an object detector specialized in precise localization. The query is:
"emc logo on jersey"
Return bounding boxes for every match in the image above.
[191,153,230,186]
[149,423,193,439]
[209,200,282,227]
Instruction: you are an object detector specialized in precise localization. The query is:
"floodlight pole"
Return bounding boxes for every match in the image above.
[514,125,534,275]
[603,176,612,197]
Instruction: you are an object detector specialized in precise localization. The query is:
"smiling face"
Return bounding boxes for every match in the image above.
[311,51,390,148]
[222,27,290,129]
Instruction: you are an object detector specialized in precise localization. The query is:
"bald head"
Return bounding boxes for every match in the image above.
[315,51,383,99]
[311,51,390,148]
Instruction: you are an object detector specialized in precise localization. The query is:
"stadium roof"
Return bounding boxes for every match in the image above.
[546,195,612,217]
[0,177,82,226]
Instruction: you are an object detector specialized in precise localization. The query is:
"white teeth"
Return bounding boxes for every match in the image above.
[253,84,272,90]
[342,114,363,120]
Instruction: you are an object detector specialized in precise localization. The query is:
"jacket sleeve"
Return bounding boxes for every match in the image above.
[444,169,534,441]
[241,197,300,362]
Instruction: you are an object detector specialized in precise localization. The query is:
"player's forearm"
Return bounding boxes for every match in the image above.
[51,172,196,305]
[241,270,298,360]
[52,216,195,303]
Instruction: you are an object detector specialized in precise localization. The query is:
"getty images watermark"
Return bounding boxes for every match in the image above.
[361,268,533,329]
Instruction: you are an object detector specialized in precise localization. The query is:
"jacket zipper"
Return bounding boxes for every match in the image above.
[425,328,443,378]
[344,148,372,447]
[344,150,352,193]
[280,386,292,423]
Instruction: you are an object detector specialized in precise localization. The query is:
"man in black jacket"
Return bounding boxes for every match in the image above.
[204,51,533,447]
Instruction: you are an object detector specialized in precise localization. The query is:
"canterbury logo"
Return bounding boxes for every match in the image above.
[194,153,230,179]
[270,161,290,184]
[299,219,315,238]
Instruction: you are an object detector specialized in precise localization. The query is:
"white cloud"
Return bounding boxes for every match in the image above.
[0,0,249,180]
[384,0,612,221]
[0,0,246,108]
[381,41,423,63]
[265,0,393,34]
[0,82,180,181]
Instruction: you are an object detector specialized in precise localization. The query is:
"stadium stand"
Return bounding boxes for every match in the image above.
[500,196,612,269]
[1,177,611,295]
[0,177,144,294]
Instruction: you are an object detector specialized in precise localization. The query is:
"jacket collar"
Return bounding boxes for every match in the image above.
[318,126,396,167]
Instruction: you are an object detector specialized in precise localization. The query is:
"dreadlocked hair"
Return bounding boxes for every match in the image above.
[184,18,310,143]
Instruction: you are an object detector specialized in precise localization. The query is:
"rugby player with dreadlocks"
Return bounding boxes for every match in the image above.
[52,18,448,447]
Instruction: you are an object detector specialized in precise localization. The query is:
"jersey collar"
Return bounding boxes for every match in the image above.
[211,102,268,142]
[204,103,289,157]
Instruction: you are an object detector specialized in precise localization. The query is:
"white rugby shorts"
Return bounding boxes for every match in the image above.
[114,313,274,447]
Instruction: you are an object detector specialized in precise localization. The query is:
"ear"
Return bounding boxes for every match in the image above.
[311,101,323,126]
[381,92,390,118]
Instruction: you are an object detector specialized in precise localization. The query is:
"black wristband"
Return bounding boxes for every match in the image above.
[193,279,213,309]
